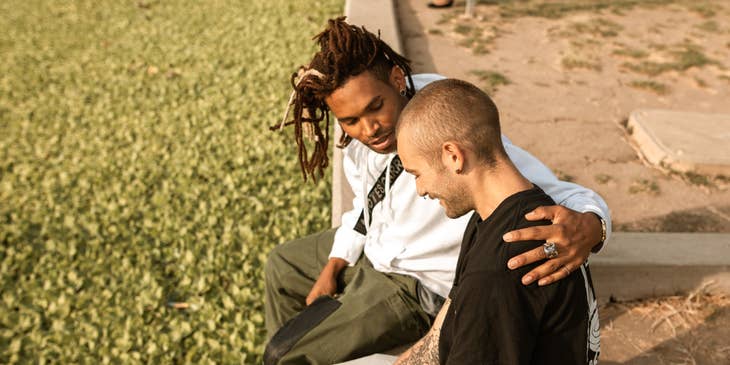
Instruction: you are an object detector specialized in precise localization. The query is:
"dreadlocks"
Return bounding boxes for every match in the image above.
[272,16,415,182]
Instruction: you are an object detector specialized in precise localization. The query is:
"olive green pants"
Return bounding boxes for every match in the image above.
[264,229,431,364]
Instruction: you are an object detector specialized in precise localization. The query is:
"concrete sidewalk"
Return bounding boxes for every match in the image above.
[628,109,730,176]
[339,0,730,302]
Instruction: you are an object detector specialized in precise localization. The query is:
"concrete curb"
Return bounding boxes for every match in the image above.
[592,232,730,302]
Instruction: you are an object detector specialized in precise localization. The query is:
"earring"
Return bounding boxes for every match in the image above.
[400,89,407,97]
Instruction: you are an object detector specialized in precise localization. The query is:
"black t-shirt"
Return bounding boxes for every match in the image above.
[438,186,600,365]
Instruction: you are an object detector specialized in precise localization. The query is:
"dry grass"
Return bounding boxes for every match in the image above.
[628,178,661,195]
[563,18,623,38]
[629,80,671,95]
[695,20,722,33]
[562,56,602,71]
[603,285,730,364]
[612,45,649,59]
[554,169,576,182]
[622,43,716,76]
[595,173,613,184]
[469,69,511,94]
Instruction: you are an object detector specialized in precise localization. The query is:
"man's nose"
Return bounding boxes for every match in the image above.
[362,118,380,137]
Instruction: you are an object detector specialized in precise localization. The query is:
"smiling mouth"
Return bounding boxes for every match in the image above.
[369,133,391,146]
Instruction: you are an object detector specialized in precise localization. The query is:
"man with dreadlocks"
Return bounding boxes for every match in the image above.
[265,17,611,364]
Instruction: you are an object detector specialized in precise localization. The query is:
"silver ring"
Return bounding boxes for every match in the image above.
[543,242,559,259]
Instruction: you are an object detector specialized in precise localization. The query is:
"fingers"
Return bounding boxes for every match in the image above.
[306,291,332,306]
[536,263,576,286]
[503,224,561,243]
[517,253,587,286]
[507,245,547,270]
[520,258,564,285]
[509,239,590,285]
[523,205,562,221]
[305,292,317,306]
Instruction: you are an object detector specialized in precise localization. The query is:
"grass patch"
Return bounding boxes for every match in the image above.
[569,38,601,50]
[565,18,623,38]
[595,173,613,184]
[494,0,676,19]
[554,170,576,182]
[622,61,674,76]
[450,21,498,55]
[437,10,460,25]
[629,80,671,95]
[662,165,721,189]
[469,69,511,94]
[454,24,474,35]
[695,20,721,33]
[649,42,669,51]
[622,43,716,76]
[0,0,342,362]
[629,179,661,195]
[562,57,602,71]
[478,0,722,21]
[683,171,714,187]
[458,35,478,48]
[674,46,715,69]
[473,41,492,55]
[686,2,721,18]
[612,46,649,59]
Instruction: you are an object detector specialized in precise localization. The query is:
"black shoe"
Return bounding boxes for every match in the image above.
[427,0,453,9]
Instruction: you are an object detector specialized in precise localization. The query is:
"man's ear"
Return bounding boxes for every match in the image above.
[441,142,465,174]
[389,65,406,91]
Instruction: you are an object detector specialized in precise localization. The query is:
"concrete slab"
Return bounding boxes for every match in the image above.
[591,232,730,302]
[627,109,730,176]
[333,0,402,227]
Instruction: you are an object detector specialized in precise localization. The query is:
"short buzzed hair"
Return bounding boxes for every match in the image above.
[397,79,505,167]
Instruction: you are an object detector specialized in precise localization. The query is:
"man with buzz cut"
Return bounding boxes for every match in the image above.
[393,79,600,365]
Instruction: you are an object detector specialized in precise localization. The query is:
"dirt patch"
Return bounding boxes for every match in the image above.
[396,0,730,231]
[600,293,730,364]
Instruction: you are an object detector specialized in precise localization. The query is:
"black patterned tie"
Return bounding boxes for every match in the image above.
[353,155,404,235]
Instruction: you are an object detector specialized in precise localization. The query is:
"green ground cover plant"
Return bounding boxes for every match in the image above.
[0,0,342,363]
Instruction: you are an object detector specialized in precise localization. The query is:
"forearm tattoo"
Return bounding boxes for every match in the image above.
[395,327,441,365]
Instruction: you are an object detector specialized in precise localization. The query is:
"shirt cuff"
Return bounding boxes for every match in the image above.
[329,228,366,265]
